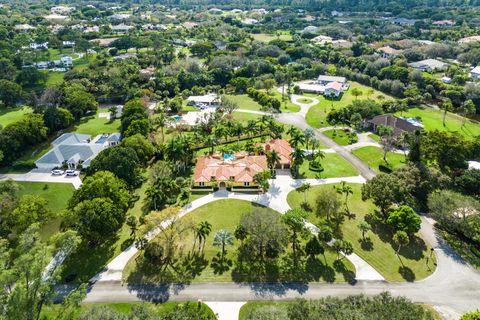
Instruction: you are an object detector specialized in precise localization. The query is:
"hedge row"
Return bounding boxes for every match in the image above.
[246,87,281,111]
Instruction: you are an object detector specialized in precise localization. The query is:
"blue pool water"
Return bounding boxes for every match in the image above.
[172,115,183,121]
[224,153,235,160]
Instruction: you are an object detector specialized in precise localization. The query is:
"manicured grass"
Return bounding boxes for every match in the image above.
[252,33,293,42]
[298,97,313,104]
[323,129,358,146]
[41,302,215,319]
[123,199,354,283]
[45,71,64,86]
[395,106,480,139]
[269,90,300,113]
[0,106,32,127]
[16,181,75,239]
[224,94,263,111]
[287,183,436,282]
[352,146,406,174]
[298,153,359,178]
[60,177,149,283]
[305,82,393,128]
[368,133,380,142]
[73,108,121,136]
[231,111,262,124]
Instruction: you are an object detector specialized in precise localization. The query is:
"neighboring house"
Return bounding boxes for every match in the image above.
[23,42,48,50]
[85,26,100,33]
[62,40,75,47]
[193,152,268,190]
[261,139,292,169]
[432,20,454,27]
[408,59,446,72]
[470,66,480,80]
[110,13,131,20]
[14,24,36,32]
[187,93,220,107]
[35,133,121,170]
[182,21,198,29]
[302,25,319,34]
[113,52,137,60]
[367,114,422,137]
[324,82,344,98]
[51,5,74,14]
[44,14,69,21]
[311,35,333,45]
[241,18,259,25]
[458,36,480,44]
[60,56,73,67]
[377,46,402,58]
[111,24,134,33]
[32,56,73,69]
[442,76,452,84]
[331,10,344,17]
[315,75,347,86]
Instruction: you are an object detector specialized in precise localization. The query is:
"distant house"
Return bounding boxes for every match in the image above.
[182,21,198,29]
[311,35,333,45]
[315,75,347,86]
[60,56,73,67]
[62,41,75,47]
[458,36,480,44]
[408,59,446,72]
[367,114,422,137]
[442,76,452,84]
[331,10,344,17]
[113,52,137,60]
[24,42,48,50]
[392,17,416,26]
[44,14,69,21]
[324,82,344,98]
[51,5,74,14]
[302,26,318,34]
[187,93,220,107]
[14,24,35,32]
[35,133,121,170]
[110,13,131,20]
[377,46,402,58]
[470,66,480,80]
[432,20,454,27]
[111,24,134,33]
[241,18,259,25]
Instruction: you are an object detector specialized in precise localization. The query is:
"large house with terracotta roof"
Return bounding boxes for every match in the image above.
[192,139,292,191]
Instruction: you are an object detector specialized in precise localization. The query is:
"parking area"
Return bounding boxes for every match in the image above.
[0,169,82,189]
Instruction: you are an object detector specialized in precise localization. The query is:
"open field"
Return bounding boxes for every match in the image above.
[252,33,293,42]
[395,106,480,139]
[0,106,32,127]
[298,153,359,178]
[287,183,436,282]
[224,94,263,111]
[73,108,121,136]
[231,111,262,124]
[352,146,406,174]
[124,199,354,283]
[305,82,393,128]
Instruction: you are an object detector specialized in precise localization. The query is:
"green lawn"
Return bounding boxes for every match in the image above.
[306,82,393,128]
[60,178,149,283]
[16,181,75,239]
[252,33,293,42]
[123,199,354,284]
[225,94,263,111]
[352,146,406,174]
[231,111,262,124]
[0,106,32,127]
[73,108,121,136]
[323,129,358,146]
[395,106,480,139]
[45,71,64,86]
[298,153,359,178]
[287,183,436,282]
[41,302,215,319]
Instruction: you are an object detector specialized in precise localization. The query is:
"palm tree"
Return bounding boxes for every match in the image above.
[357,221,371,241]
[266,150,281,171]
[232,122,244,144]
[213,229,234,260]
[334,181,353,213]
[146,185,163,210]
[197,221,212,251]
[298,182,311,203]
[126,216,138,240]
[304,128,314,153]
[153,112,169,143]
[290,148,305,177]
[289,131,306,149]
[441,99,452,127]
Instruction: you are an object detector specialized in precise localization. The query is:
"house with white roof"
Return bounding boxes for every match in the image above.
[302,26,319,34]
[111,24,134,33]
[470,66,480,80]
[408,59,447,72]
[187,93,220,107]
[35,133,121,170]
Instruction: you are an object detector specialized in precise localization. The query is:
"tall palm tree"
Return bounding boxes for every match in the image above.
[153,112,169,143]
[197,221,212,251]
[304,128,314,153]
[289,131,306,149]
[146,185,163,210]
[335,181,353,213]
[266,150,281,171]
[213,229,234,260]
[290,148,305,177]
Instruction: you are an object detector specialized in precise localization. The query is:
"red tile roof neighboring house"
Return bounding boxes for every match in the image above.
[325,81,343,91]
[263,139,293,166]
[193,153,267,183]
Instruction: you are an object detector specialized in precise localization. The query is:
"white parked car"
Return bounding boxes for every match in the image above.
[65,169,79,176]
[51,169,64,175]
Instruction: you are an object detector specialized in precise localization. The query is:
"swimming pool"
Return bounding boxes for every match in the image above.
[223,153,235,160]
[172,115,183,121]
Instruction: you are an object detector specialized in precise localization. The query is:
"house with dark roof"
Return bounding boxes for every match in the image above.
[35,132,120,170]
[367,114,423,137]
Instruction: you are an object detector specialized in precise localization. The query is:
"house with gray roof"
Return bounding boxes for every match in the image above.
[408,59,447,72]
[35,132,120,170]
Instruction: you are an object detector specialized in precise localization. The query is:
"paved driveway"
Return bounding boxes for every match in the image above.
[0,171,82,189]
